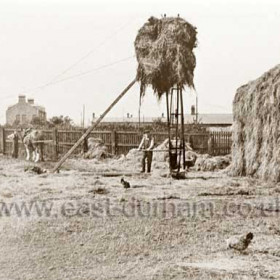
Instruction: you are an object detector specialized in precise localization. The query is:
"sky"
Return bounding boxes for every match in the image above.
[0,0,280,125]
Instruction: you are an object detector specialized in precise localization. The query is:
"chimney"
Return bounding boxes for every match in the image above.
[27,98,34,105]
[18,95,26,104]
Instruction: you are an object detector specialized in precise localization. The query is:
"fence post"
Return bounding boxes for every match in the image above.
[52,128,58,161]
[208,133,214,156]
[1,127,6,155]
[111,130,117,155]
[0,127,2,154]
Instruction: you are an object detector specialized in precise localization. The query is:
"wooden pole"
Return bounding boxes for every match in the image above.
[82,104,85,128]
[196,92,198,124]
[51,79,136,173]
[175,88,179,165]
[180,88,186,169]
[166,92,172,172]
[138,94,141,131]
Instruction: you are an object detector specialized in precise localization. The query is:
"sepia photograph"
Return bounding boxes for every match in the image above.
[0,0,280,279]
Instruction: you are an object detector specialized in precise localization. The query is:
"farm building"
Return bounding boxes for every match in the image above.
[6,95,47,125]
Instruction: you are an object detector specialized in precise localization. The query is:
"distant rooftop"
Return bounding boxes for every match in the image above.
[185,114,233,125]
[97,114,233,125]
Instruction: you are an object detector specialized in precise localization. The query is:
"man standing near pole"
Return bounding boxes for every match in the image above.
[138,130,154,173]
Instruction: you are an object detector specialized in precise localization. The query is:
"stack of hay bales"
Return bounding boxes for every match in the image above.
[84,138,111,160]
[195,154,231,172]
[231,65,280,182]
[135,16,197,97]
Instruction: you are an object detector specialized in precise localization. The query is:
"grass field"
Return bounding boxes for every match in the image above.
[0,155,280,279]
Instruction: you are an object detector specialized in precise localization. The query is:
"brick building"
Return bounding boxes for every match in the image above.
[6,95,47,125]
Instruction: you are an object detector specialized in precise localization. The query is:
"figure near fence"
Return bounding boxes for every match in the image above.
[7,130,19,158]
[138,130,154,173]
[8,128,44,162]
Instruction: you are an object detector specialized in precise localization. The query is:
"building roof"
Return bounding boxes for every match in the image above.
[185,114,233,125]
[7,100,45,111]
[98,114,233,125]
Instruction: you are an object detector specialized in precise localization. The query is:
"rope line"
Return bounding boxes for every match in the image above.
[46,17,136,84]
[34,55,135,90]
[0,17,138,101]
[0,55,135,101]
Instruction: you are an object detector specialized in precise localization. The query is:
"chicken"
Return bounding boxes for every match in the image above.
[226,232,254,252]
[121,178,130,189]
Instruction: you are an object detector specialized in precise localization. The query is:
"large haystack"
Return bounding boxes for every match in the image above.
[231,65,280,182]
[134,16,197,98]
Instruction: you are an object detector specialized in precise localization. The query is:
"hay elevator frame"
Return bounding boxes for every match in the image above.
[166,87,186,175]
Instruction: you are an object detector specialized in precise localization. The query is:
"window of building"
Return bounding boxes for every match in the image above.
[16,115,20,122]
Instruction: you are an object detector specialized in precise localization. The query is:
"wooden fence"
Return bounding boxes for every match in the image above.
[0,127,232,160]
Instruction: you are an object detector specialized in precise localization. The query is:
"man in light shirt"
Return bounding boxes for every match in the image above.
[138,130,154,173]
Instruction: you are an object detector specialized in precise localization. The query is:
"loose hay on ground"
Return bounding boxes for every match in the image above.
[195,154,231,172]
[83,137,112,160]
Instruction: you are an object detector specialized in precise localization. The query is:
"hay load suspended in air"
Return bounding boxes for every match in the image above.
[231,64,280,182]
[135,15,197,174]
[134,16,197,98]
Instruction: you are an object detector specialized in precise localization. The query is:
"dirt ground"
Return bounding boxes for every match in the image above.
[0,154,280,280]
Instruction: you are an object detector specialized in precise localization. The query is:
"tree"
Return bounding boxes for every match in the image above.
[48,115,74,128]
[31,116,46,126]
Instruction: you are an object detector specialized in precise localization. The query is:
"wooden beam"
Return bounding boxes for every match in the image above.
[166,92,172,172]
[51,79,136,173]
[179,88,186,169]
